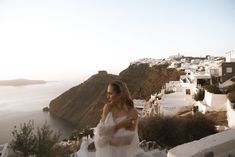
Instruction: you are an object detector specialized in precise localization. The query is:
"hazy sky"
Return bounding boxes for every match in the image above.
[0,0,234,81]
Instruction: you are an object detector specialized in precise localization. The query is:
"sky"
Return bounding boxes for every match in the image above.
[0,0,234,81]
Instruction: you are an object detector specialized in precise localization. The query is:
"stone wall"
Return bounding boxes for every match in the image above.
[204,90,227,111]
[168,129,235,157]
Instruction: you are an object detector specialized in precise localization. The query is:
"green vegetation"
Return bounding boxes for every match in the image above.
[204,85,222,94]
[164,89,175,94]
[226,84,235,93]
[70,127,94,141]
[10,120,60,157]
[227,91,235,104]
[10,121,36,157]
[50,142,78,157]
[193,89,205,101]
[138,113,217,149]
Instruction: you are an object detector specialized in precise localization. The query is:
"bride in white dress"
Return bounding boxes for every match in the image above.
[94,80,140,157]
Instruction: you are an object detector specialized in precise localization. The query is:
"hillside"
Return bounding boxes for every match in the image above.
[49,72,119,128]
[120,63,180,100]
[49,64,180,128]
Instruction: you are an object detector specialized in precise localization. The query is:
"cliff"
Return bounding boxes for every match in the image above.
[49,72,119,127]
[120,63,180,100]
[49,64,180,128]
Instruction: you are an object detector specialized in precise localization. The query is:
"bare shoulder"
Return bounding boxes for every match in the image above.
[101,103,112,122]
[128,107,138,119]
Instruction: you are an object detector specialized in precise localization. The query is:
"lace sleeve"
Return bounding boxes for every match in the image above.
[94,121,115,147]
[97,121,115,136]
[109,130,136,146]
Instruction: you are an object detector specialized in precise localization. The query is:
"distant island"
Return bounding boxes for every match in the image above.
[0,79,47,86]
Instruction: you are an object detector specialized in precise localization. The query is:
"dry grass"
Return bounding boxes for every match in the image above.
[205,111,228,126]
[227,92,235,103]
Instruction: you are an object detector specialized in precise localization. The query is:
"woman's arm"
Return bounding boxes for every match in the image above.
[126,108,139,131]
[95,104,130,147]
[98,103,123,136]
[101,103,111,122]
[96,105,137,136]
[100,103,134,134]
[109,108,139,146]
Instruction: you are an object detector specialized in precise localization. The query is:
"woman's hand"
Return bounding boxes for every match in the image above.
[114,108,138,132]
[115,117,136,131]
[122,117,136,129]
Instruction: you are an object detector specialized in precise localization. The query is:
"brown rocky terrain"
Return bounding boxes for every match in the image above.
[49,71,118,128]
[49,64,180,128]
[205,111,228,126]
[120,63,180,100]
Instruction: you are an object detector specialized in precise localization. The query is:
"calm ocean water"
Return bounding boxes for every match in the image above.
[0,81,79,144]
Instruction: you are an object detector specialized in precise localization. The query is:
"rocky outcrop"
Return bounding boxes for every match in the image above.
[49,72,118,128]
[49,64,180,128]
[120,63,180,100]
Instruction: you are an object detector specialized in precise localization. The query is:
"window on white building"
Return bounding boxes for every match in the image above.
[226,67,232,73]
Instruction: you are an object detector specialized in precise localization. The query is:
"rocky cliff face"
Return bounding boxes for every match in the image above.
[49,72,118,128]
[120,63,180,100]
[49,64,180,128]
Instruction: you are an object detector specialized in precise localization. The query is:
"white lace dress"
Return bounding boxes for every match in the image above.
[74,138,90,157]
[94,112,139,157]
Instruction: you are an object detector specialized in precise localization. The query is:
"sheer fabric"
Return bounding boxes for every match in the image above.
[74,138,90,157]
[94,112,139,157]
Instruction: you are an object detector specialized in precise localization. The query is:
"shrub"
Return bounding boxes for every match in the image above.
[10,121,36,157]
[164,89,175,94]
[138,113,217,149]
[184,114,217,141]
[227,84,235,93]
[138,116,185,149]
[10,120,60,157]
[70,127,94,141]
[34,123,60,157]
[193,89,205,101]
[204,85,222,94]
[227,91,235,103]
[70,129,83,141]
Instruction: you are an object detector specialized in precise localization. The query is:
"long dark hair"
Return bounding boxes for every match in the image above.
[109,80,134,110]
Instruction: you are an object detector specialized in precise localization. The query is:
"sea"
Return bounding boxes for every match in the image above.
[0,80,80,144]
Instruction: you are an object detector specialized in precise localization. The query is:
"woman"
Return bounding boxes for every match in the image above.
[94,80,139,157]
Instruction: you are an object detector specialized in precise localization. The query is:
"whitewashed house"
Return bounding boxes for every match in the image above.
[159,81,194,116]
[203,90,227,112]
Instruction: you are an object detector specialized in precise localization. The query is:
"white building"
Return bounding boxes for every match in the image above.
[226,50,235,62]
[159,92,193,116]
